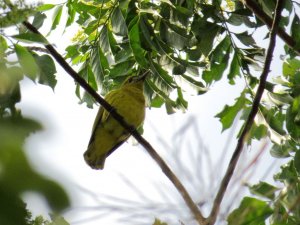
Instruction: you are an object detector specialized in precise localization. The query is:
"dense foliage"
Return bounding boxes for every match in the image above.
[1,0,300,224]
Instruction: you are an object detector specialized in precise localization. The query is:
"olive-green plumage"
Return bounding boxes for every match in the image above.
[84,75,146,170]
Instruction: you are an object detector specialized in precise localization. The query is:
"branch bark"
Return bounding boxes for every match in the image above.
[244,0,300,55]
[19,16,206,225]
[206,0,285,224]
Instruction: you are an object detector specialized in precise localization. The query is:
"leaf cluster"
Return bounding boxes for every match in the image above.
[0,116,70,225]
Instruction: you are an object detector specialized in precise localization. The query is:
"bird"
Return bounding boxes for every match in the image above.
[84,73,147,169]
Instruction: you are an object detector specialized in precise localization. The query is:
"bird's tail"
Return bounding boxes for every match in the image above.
[84,143,106,170]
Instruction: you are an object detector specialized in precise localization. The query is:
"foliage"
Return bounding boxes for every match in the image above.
[0,115,70,224]
[0,1,69,224]
[152,218,168,225]
[0,0,300,224]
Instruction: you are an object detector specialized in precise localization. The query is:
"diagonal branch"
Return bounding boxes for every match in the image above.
[244,0,300,55]
[206,0,285,224]
[18,15,206,225]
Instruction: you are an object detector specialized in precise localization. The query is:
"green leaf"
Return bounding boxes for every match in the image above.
[263,107,287,135]
[268,92,293,106]
[65,45,80,61]
[99,26,111,54]
[181,74,207,95]
[227,9,256,28]
[0,67,22,108]
[0,35,8,55]
[146,79,176,113]
[257,0,275,17]
[149,59,176,90]
[152,218,168,225]
[14,44,38,80]
[202,37,231,84]
[0,190,28,225]
[76,64,97,108]
[129,19,149,68]
[227,197,273,225]
[109,60,135,77]
[75,83,81,100]
[228,51,240,84]
[51,5,63,31]
[286,104,300,141]
[111,7,127,36]
[216,91,246,131]
[139,15,161,52]
[172,64,186,75]
[235,31,256,46]
[291,16,300,48]
[72,2,98,16]
[150,95,164,108]
[248,124,268,143]
[32,12,47,30]
[114,42,133,63]
[187,45,202,61]
[274,161,298,183]
[191,16,221,56]
[34,54,57,90]
[65,3,76,28]
[37,4,56,11]
[12,32,48,44]
[90,46,109,92]
[294,150,300,175]
[282,58,300,77]
[49,214,70,225]
[99,25,118,61]
[250,181,278,200]
[160,21,188,50]
[0,117,70,212]
[171,5,191,27]
[79,64,97,90]
[0,8,35,28]
[270,143,292,158]
[176,87,188,110]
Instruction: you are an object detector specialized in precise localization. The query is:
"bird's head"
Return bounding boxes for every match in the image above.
[122,72,148,90]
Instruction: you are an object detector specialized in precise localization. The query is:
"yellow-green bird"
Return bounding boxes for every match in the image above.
[84,74,147,169]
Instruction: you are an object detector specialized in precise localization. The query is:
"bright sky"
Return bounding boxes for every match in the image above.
[17,1,288,224]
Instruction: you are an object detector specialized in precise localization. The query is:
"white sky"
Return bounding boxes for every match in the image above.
[15,1,290,224]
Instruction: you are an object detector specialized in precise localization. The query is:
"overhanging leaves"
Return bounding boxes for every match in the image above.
[129,18,149,68]
[227,197,273,225]
[202,36,231,84]
[34,54,57,90]
[216,90,247,132]
[14,44,38,80]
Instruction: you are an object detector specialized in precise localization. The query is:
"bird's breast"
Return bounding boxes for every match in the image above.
[112,88,145,128]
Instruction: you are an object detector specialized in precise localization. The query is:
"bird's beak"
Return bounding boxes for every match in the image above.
[138,71,149,81]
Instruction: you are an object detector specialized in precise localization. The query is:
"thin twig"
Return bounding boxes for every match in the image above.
[206,0,285,224]
[8,11,207,225]
[244,0,300,55]
[6,46,49,56]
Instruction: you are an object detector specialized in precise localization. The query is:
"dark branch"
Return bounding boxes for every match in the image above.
[245,0,300,55]
[20,19,206,225]
[206,0,285,224]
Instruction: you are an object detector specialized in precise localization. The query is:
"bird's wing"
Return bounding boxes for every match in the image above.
[87,106,104,146]
[106,137,128,157]
[87,90,121,146]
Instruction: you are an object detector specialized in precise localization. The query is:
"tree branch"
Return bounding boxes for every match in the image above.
[20,18,206,225]
[206,0,285,224]
[244,0,300,55]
